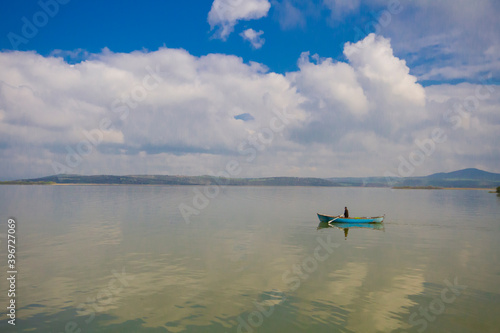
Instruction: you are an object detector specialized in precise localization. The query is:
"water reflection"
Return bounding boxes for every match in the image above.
[317,222,385,239]
[1,186,499,332]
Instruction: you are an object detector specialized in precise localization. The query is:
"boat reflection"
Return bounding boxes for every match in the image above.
[317,222,385,239]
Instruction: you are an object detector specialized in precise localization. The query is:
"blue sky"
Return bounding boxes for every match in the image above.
[5,0,494,81]
[1,0,350,73]
[0,0,499,179]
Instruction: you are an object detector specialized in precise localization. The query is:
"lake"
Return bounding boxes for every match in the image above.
[0,185,499,332]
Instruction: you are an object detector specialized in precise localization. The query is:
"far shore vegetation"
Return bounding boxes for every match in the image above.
[0,181,56,185]
[0,180,57,185]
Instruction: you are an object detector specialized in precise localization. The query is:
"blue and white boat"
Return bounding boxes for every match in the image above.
[317,213,384,224]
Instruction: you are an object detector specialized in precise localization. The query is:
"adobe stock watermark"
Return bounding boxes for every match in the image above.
[232,233,340,333]
[178,107,300,224]
[51,65,163,174]
[7,0,71,50]
[384,74,496,186]
[51,267,134,333]
[403,277,467,333]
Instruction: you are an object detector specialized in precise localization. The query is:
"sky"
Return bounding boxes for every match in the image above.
[0,0,499,180]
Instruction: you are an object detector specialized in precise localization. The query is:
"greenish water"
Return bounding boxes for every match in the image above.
[0,186,499,332]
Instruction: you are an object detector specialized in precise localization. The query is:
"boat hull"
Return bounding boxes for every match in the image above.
[317,213,384,224]
[318,222,385,231]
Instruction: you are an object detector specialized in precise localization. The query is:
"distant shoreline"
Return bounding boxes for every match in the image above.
[2,168,500,189]
[392,186,494,191]
[0,182,495,191]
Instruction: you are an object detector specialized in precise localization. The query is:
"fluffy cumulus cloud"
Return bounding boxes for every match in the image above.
[344,35,425,104]
[0,34,499,180]
[0,47,305,179]
[208,0,271,40]
[287,34,427,152]
[291,52,369,117]
[240,28,265,49]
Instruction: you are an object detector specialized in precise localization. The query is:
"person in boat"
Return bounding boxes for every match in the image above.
[343,207,349,218]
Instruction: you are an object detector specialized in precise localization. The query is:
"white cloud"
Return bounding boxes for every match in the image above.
[344,34,425,108]
[240,28,265,49]
[0,34,499,180]
[290,52,369,117]
[287,34,427,151]
[381,0,500,82]
[323,0,361,21]
[208,0,271,40]
[0,48,305,178]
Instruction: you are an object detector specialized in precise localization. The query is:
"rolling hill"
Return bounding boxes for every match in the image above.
[396,168,500,188]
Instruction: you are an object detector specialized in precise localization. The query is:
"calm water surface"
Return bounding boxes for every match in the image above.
[0,186,499,332]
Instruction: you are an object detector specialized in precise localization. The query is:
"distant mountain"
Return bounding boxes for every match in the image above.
[426,168,500,181]
[397,168,500,188]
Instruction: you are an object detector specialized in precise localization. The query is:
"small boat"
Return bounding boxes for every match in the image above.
[317,213,384,224]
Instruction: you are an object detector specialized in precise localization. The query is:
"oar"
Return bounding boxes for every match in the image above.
[328,216,340,224]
